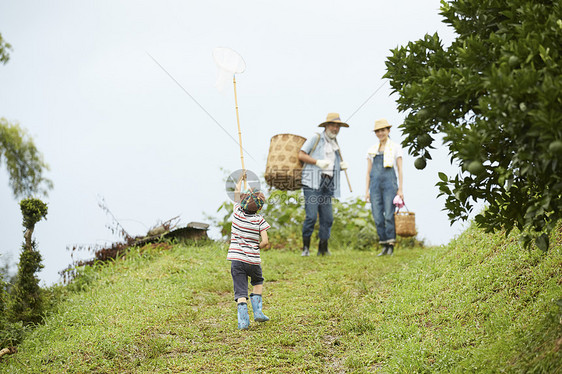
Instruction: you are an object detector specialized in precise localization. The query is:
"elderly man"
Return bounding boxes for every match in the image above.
[298,113,349,256]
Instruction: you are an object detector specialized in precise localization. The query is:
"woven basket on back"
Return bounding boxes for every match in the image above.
[394,208,416,237]
[265,134,306,191]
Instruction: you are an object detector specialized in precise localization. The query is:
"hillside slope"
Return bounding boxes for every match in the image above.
[2,225,561,373]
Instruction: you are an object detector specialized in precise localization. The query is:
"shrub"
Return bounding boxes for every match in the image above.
[20,198,48,231]
[8,198,48,325]
[210,189,424,251]
[0,266,26,348]
[0,274,6,327]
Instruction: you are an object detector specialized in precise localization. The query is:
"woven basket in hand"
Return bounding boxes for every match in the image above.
[394,208,416,237]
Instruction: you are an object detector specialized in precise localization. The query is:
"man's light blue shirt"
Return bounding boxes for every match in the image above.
[300,131,342,198]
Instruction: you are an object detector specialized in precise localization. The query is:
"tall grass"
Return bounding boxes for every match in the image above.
[2,224,561,373]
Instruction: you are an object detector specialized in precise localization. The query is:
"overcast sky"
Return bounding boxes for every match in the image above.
[0,0,476,286]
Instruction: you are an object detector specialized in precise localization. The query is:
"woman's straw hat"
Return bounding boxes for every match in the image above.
[319,112,349,128]
[374,118,392,131]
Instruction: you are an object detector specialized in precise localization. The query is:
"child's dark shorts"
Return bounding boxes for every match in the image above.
[230,260,264,301]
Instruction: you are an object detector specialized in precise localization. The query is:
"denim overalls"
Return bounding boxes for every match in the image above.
[369,151,398,243]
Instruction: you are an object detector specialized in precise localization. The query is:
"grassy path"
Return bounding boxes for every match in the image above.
[3,244,418,373]
[3,227,562,373]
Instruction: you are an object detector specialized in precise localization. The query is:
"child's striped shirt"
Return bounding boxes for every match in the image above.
[227,204,270,265]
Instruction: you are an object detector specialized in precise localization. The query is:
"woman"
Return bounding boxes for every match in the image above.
[365,118,404,256]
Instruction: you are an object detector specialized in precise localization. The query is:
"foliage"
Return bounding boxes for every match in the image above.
[0,274,6,324]
[2,225,561,372]
[331,196,375,249]
[384,0,562,250]
[0,118,53,198]
[260,189,305,250]
[0,32,11,65]
[20,197,48,230]
[210,188,424,251]
[331,196,424,250]
[1,257,26,349]
[8,247,45,325]
[208,200,236,240]
[0,252,15,285]
[0,321,25,349]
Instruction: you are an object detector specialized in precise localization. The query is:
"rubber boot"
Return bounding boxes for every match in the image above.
[377,243,388,257]
[237,302,250,330]
[387,244,394,256]
[318,239,330,256]
[250,293,269,322]
[323,239,331,256]
[301,236,311,256]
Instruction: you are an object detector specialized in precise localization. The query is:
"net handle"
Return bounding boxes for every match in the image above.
[233,75,247,190]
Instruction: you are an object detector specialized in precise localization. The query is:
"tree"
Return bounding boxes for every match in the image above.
[0,118,53,198]
[384,0,561,250]
[0,32,12,65]
[8,198,48,325]
[0,32,52,198]
[0,33,52,198]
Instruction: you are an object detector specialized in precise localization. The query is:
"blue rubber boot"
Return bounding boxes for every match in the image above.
[237,302,250,330]
[377,244,389,257]
[250,294,269,322]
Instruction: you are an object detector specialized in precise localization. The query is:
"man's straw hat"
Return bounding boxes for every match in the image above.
[374,118,392,131]
[318,112,349,128]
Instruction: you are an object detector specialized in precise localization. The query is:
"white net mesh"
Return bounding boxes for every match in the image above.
[213,47,246,92]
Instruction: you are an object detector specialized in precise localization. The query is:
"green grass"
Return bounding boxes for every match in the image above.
[2,225,561,373]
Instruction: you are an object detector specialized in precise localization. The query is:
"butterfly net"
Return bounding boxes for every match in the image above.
[213,47,246,92]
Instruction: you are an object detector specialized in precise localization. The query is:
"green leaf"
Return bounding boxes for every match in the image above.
[535,233,549,252]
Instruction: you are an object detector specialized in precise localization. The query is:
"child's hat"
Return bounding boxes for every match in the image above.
[240,190,266,213]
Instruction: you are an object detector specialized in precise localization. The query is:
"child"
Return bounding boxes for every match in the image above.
[227,173,271,330]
